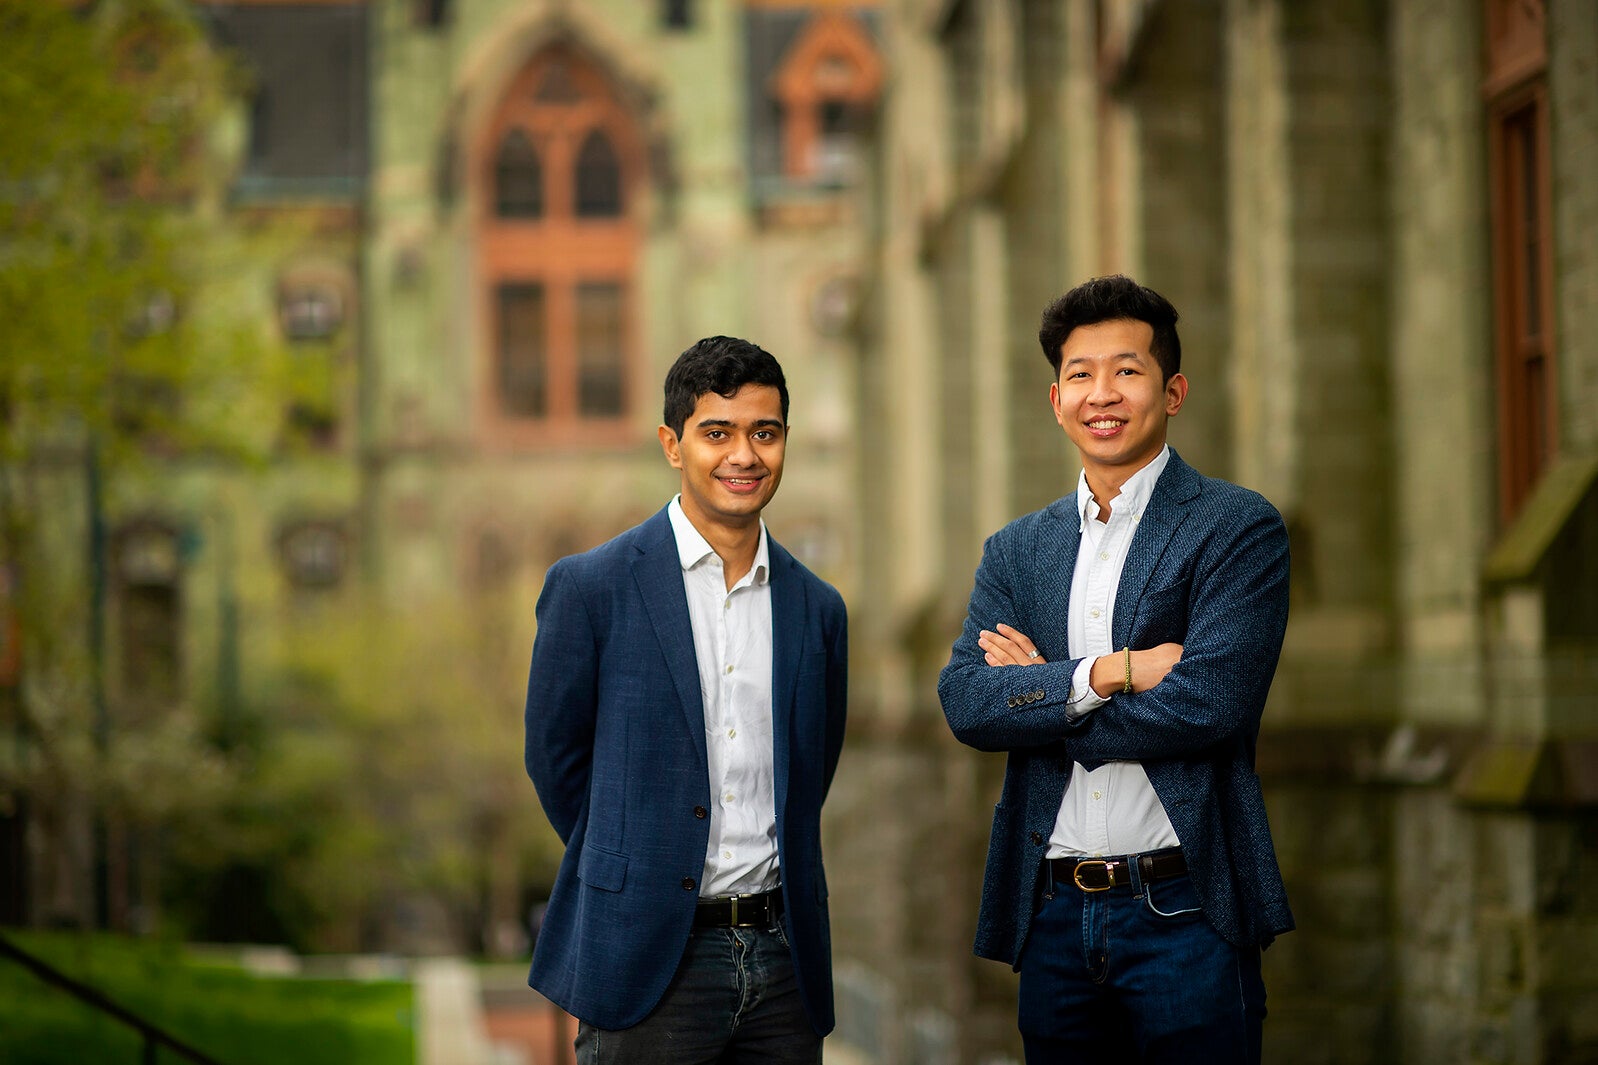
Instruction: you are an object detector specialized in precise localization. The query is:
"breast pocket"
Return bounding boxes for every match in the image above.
[799,651,827,678]
[1129,583,1189,644]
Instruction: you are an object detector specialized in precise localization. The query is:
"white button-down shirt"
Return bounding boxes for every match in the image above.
[668,497,780,897]
[1049,446,1182,858]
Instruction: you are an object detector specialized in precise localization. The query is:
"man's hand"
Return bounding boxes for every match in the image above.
[1089,642,1183,697]
[977,623,1045,667]
[978,624,1182,697]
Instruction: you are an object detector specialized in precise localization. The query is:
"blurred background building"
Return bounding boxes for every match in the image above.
[1,1,1595,1063]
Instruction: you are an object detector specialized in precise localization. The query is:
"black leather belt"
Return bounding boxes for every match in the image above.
[1048,848,1187,892]
[694,889,783,928]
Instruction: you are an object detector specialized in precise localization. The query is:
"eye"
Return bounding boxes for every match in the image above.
[705,429,727,440]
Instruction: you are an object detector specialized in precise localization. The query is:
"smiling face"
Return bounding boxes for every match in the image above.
[658,384,787,534]
[1049,318,1188,492]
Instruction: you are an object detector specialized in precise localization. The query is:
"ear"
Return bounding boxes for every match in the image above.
[658,424,684,469]
[1164,373,1188,416]
[1049,381,1067,428]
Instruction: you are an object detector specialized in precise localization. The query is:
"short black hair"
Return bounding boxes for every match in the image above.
[662,335,789,438]
[1037,275,1181,382]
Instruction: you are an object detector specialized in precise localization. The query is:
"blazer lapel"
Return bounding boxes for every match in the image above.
[1112,450,1199,648]
[1032,498,1081,658]
[632,515,708,770]
[767,541,803,825]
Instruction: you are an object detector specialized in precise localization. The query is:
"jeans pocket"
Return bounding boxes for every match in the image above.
[1142,874,1204,919]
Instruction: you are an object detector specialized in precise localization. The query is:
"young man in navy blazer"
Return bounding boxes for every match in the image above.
[524,336,847,1064]
[939,276,1294,1063]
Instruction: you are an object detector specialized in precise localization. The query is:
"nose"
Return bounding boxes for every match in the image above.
[1087,372,1121,405]
[726,432,758,467]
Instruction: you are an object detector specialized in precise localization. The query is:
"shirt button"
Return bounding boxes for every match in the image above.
[693,806,708,819]
[1092,790,1102,800]
[722,850,732,860]
[727,728,736,738]
[724,793,735,803]
[1100,552,1109,560]
[725,665,734,674]
[1090,609,1101,618]
[682,878,696,890]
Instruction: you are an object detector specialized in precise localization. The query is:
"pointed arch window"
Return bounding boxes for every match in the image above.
[575,130,623,217]
[494,128,543,218]
[477,45,643,444]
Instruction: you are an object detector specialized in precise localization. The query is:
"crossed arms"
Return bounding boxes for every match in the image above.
[937,501,1290,766]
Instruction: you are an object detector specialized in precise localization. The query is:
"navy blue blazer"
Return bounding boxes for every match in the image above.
[524,506,847,1033]
[938,450,1294,965]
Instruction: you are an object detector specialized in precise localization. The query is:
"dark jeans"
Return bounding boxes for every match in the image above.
[1018,865,1266,1064]
[575,923,820,1065]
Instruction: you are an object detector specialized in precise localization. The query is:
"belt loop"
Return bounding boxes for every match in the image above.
[1043,858,1056,901]
[1130,853,1149,897]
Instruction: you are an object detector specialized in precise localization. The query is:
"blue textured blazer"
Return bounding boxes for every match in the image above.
[938,450,1294,965]
[524,506,848,1033]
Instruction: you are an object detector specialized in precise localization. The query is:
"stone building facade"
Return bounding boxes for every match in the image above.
[5,0,879,950]
[8,1,1598,1061]
[828,1,1598,1062]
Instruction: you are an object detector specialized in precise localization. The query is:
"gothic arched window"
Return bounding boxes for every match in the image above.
[477,46,642,443]
[494,128,543,218]
[574,130,622,217]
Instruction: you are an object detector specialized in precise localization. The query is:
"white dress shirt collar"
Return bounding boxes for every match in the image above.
[668,496,770,586]
[1076,444,1172,525]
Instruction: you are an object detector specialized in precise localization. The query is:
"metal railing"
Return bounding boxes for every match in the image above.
[0,930,226,1065]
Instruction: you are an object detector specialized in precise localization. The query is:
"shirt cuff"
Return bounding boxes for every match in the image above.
[1065,657,1108,719]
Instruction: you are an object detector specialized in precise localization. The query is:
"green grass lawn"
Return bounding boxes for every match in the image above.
[0,929,415,1065]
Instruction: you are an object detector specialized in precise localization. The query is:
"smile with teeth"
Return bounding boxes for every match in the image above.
[1087,419,1124,430]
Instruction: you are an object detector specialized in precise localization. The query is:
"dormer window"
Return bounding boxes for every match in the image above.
[772,12,882,184]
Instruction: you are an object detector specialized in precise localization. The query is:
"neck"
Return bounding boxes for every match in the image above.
[1082,447,1166,522]
[682,507,761,588]
[1083,471,1127,522]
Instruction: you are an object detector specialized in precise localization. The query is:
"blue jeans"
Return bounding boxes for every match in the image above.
[574,924,821,1065]
[1018,863,1265,1064]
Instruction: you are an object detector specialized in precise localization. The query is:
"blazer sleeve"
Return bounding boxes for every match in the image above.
[938,531,1090,752]
[1067,502,1290,767]
[523,558,600,844]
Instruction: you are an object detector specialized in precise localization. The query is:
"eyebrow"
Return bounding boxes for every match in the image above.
[1062,350,1146,369]
[693,417,786,430]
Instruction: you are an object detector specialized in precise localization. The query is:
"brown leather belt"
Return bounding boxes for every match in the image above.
[694,889,783,928]
[1048,848,1187,892]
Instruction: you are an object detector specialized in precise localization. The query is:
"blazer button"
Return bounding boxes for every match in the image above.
[693,806,708,819]
[1030,832,1043,845]
[682,878,696,891]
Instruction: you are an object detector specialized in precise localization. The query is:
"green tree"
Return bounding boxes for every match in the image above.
[163,594,562,955]
[0,0,301,930]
